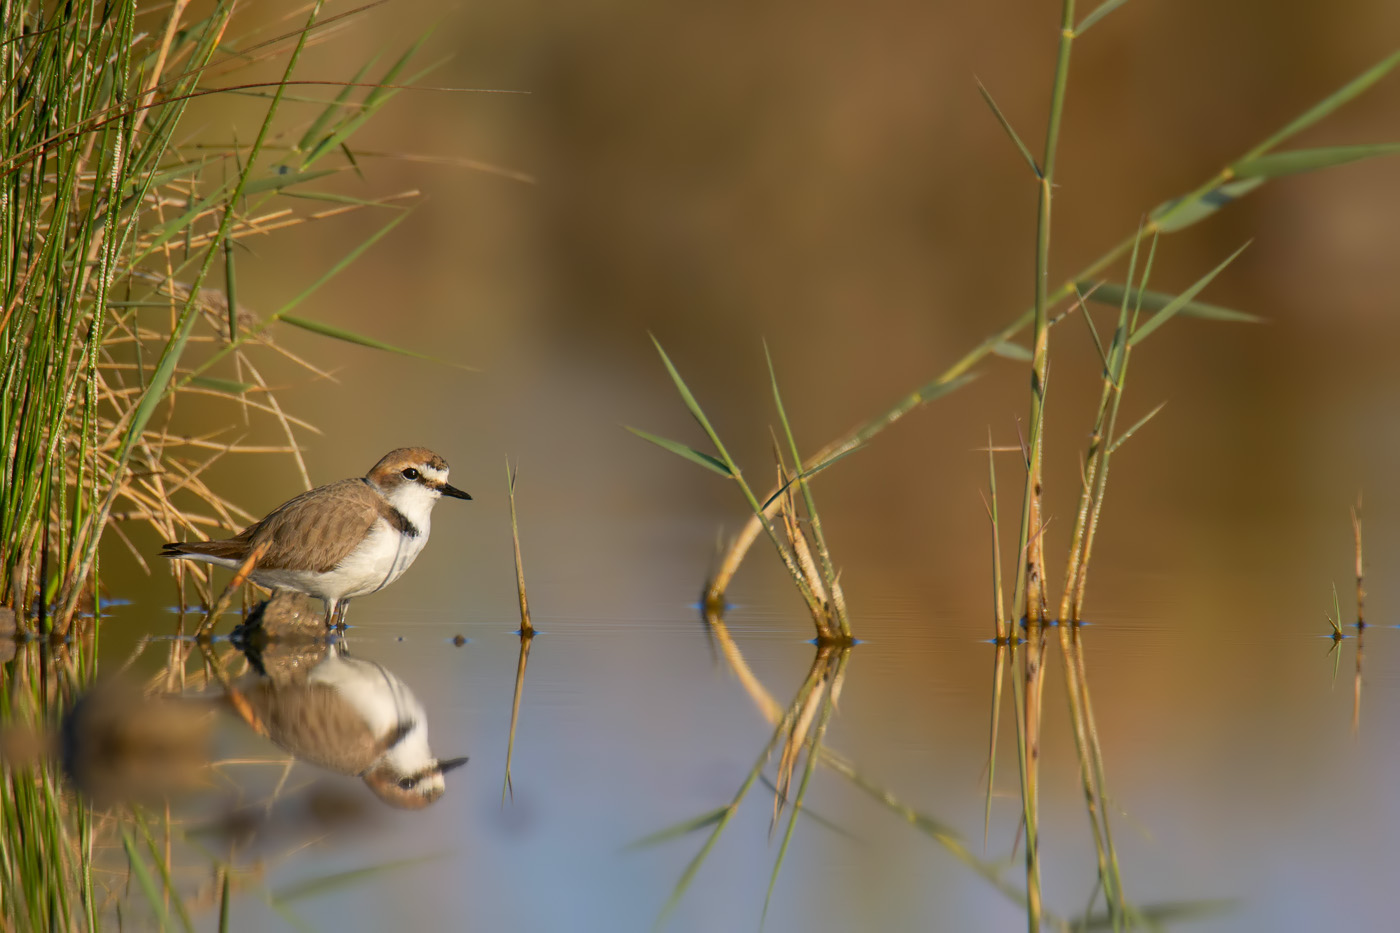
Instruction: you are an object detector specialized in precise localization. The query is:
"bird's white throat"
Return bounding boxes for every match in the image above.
[377,475,443,536]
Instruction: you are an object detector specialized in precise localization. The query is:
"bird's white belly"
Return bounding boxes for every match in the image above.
[254,521,428,601]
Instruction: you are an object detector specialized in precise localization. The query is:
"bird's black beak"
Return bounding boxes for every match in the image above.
[438,756,469,775]
[440,484,472,501]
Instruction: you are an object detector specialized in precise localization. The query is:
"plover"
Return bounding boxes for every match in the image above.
[227,622,466,809]
[161,447,470,626]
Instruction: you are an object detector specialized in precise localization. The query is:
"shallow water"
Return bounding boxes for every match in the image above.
[59,532,1397,933]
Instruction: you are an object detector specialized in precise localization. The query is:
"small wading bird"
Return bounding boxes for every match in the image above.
[226,595,467,809]
[162,447,471,627]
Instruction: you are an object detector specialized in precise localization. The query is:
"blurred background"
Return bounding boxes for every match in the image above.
[139,0,1400,605]
[97,0,1400,929]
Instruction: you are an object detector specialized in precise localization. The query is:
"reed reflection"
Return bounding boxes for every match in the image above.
[224,591,467,810]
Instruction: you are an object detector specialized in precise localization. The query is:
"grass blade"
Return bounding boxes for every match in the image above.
[1076,0,1133,35]
[241,168,339,195]
[976,78,1041,177]
[991,340,1034,361]
[1107,401,1166,454]
[121,830,177,932]
[1245,48,1400,158]
[271,857,435,902]
[1232,143,1400,179]
[1148,177,1264,233]
[626,427,733,477]
[1078,281,1261,324]
[757,445,862,512]
[279,314,463,366]
[625,807,729,850]
[189,376,255,394]
[1129,242,1250,345]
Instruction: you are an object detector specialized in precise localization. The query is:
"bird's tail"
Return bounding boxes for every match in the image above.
[161,540,244,561]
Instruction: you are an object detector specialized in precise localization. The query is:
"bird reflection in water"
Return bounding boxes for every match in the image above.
[225,591,467,810]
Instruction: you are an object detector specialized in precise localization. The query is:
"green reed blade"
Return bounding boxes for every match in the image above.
[189,376,255,394]
[302,30,438,167]
[626,427,733,477]
[219,870,232,932]
[1078,282,1261,324]
[649,336,727,452]
[1081,898,1236,930]
[992,340,1034,361]
[625,807,729,850]
[274,189,411,206]
[1129,242,1249,345]
[273,210,409,319]
[756,775,859,840]
[121,830,181,932]
[976,78,1041,177]
[138,814,197,933]
[1076,0,1133,35]
[1107,401,1166,454]
[240,167,339,195]
[296,54,379,156]
[1233,142,1400,179]
[1075,288,1111,373]
[851,371,980,446]
[1243,48,1400,159]
[279,313,465,366]
[758,446,862,512]
[271,857,437,902]
[1148,177,1264,233]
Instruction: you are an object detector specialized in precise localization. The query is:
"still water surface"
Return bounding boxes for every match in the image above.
[78,543,1400,932]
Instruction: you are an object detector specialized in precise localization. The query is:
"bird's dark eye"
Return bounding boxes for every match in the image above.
[402,468,420,480]
[398,776,416,790]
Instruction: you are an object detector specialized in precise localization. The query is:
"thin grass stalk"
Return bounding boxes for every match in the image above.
[984,642,1009,852]
[762,648,847,928]
[982,429,1009,849]
[1351,494,1364,625]
[1021,621,1046,932]
[1066,626,1127,921]
[1069,239,1159,621]
[1056,228,1144,623]
[1015,312,1056,933]
[1055,624,1119,926]
[1020,0,1077,635]
[507,460,533,635]
[1353,626,1364,735]
[766,345,849,639]
[987,431,1008,640]
[502,630,533,805]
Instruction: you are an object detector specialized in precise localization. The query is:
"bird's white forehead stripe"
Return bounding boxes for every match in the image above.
[421,466,448,483]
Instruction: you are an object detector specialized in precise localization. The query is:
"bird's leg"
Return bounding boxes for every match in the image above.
[333,601,349,628]
[323,598,337,631]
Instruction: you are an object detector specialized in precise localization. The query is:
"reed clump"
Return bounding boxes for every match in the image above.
[1,0,441,639]
[2,1,456,928]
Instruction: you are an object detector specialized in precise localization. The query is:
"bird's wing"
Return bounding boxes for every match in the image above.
[237,680,383,776]
[249,479,384,573]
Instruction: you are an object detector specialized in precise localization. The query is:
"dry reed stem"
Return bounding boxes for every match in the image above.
[1351,493,1364,625]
